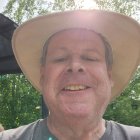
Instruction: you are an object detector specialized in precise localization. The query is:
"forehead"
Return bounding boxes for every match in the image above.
[46,28,105,53]
[49,28,103,44]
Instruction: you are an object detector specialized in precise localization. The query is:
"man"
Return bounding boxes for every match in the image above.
[0,10,140,140]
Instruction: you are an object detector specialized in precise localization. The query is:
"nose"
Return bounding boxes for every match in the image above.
[66,59,85,73]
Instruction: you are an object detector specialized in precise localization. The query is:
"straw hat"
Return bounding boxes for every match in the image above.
[12,10,140,100]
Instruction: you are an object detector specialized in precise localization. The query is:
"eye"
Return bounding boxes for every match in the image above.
[53,57,68,63]
[85,57,98,61]
[82,56,99,61]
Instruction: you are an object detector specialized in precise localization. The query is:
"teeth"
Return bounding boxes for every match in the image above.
[64,85,87,91]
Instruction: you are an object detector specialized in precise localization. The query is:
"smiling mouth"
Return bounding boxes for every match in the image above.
[63,85,90,91]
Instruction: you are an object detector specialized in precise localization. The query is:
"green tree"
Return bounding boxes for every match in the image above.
[0,74,41,129]
[104,66,140,126]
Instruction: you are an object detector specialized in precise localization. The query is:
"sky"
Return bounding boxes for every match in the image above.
[0,0,8,13]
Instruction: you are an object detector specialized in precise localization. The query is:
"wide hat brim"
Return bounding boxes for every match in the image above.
[12,10,140,101]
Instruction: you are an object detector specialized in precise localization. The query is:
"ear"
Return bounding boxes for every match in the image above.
[40,66,45,86]
[107,69,114,87]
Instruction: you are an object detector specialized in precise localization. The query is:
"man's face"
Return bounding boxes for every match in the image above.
[40,29,113,120]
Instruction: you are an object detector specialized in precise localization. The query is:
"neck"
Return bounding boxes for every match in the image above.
[47,115,106,140]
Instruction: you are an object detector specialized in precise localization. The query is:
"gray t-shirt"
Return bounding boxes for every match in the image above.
[0,119,140,140]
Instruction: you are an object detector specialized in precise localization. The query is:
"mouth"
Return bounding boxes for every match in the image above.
[62,84,90,91]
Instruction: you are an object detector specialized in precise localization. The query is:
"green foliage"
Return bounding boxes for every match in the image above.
[3,0,45,23]
[104,67,140,126]
[3,0,76,24]
[0,74,41,129]
[95,0,138,15]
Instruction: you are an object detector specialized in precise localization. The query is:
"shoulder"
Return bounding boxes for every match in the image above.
[109,121,140,139]
[0,119,44,140]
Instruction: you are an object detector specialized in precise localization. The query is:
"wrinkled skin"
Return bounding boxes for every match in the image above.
[40,29,113,140]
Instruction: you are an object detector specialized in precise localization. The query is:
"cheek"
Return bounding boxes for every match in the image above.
[90,66,112,98]
[94,65,111,85]
[41,65,60,110]
[41,64,65,95]
[94,69,112,115]
[42,65,60,83]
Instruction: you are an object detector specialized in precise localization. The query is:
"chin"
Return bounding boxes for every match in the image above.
[62,104,93,118]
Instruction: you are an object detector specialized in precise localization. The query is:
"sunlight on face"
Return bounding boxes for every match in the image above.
[75,0,98,9]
